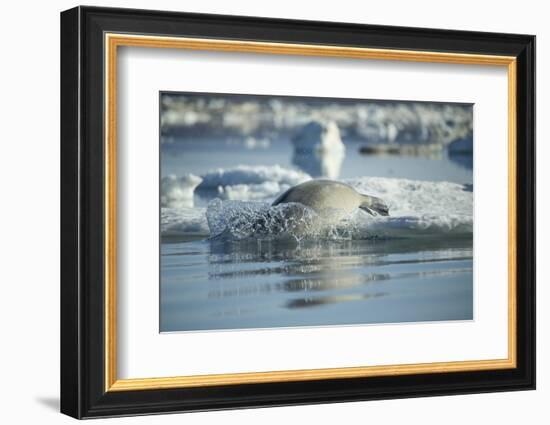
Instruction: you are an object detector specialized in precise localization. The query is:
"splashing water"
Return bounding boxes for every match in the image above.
[206,199,362,242]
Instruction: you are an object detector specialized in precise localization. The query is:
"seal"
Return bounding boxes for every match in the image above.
[211,180,389,240]
[272,179,389,220]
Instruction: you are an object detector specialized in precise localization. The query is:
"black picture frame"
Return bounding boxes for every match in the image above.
[61,5,535,419]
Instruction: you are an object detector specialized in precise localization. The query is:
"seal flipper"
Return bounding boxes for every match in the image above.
[359,195,389,216]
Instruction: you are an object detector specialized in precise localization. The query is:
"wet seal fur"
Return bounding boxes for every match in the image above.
[272,179,390,218]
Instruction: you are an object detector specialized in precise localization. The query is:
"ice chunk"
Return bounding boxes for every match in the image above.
[292,121,345,153]
[160,174,202,208]
[197,165,311,200]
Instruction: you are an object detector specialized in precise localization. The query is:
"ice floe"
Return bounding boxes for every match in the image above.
[160,174,202,208]
[162,176,473,240]
[195,165,311,200]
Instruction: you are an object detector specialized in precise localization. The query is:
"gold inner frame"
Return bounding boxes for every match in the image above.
[104,33,517,392]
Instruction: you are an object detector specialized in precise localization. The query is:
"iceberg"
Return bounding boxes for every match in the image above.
[292,121,345,153]
[291,121,346,179]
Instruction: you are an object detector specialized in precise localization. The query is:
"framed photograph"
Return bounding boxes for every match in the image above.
[60,6,535,419]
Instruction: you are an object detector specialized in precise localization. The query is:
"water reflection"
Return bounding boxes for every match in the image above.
[205,238,472,311]
[286,292,388,309]
[159,236,473,331]
[291,120,346,178]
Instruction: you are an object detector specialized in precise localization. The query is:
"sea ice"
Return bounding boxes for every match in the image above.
[161,176,473,240]
[160,174,202,208]
[196,165,311,200]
